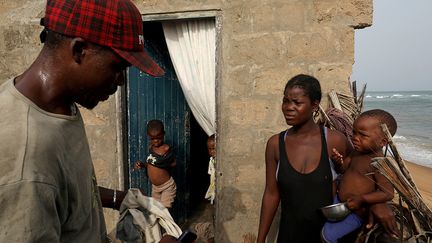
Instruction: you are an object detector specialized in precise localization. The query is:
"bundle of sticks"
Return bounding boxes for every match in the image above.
[371,124,432,236]
[318,81,366,141]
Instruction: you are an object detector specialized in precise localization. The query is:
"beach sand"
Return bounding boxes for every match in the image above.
[405,161,432,208]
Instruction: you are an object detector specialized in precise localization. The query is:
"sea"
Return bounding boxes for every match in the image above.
[364,91,432,168]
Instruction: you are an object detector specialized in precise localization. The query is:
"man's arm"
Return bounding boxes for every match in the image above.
[99,186,127,210]
[99,187,180,243]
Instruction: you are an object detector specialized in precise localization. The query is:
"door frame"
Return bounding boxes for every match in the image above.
[117,9,222,199]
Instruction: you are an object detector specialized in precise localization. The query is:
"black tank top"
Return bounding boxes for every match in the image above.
[277,126,333,243]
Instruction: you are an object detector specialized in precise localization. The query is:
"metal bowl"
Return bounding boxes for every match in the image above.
[321,202,350,222]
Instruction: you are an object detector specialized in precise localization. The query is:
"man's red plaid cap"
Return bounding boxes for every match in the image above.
[42,0,164,77]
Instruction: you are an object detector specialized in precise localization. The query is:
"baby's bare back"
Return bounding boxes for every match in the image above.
[338,155,376,202]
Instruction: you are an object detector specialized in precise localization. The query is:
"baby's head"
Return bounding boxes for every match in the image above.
[207,134,216,158]
[147,119,165,147]
[352,109,397,153]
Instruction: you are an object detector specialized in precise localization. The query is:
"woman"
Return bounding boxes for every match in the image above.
[257,74,350,242]
[257,74,400,242]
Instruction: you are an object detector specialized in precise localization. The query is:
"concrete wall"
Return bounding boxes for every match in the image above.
[0,0,372,242]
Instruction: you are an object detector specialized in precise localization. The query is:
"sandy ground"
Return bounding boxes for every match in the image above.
[405,161,432,208]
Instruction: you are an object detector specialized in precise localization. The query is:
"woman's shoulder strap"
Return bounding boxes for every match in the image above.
[278,130,288,160]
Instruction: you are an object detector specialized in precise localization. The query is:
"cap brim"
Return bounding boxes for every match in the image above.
[112,48,165,77]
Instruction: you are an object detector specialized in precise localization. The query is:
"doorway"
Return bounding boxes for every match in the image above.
[125,21,214,225]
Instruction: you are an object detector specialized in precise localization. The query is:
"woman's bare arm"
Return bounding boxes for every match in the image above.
[257,135,281,243]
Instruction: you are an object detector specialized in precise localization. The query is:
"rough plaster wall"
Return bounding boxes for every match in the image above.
[135,0,372,242]
[0,0,121,232]
[0,0,45,81]
[1,0,372,241]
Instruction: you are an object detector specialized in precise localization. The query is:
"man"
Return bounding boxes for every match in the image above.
[0,0,178,242]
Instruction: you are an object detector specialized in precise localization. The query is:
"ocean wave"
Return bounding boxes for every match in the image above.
[365,92,432,100]
[366,94,422,99]
[393,135,407,141]
[393,139,432,168]
[364,91,432,168]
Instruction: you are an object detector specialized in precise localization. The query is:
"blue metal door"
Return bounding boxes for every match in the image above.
[126,29,190,223]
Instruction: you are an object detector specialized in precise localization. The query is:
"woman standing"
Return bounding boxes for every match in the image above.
[257,74,350,242]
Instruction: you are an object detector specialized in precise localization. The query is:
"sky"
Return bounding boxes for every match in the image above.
[351,0,432,91]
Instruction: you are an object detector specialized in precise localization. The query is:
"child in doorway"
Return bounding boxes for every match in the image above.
[322,109,397,243]
[195,134,216,243]
[134,119,177,208]
[204,134,216,204]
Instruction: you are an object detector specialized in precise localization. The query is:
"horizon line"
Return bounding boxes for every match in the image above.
[366,89,432,92]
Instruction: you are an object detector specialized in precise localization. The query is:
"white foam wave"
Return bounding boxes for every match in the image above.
[393,140,432,168]
[365,92,430,100]
[393,135,407,141]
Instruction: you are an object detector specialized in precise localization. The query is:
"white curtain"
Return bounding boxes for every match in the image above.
[162,19,216,136]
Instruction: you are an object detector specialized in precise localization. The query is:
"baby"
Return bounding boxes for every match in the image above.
[322,109,397,243]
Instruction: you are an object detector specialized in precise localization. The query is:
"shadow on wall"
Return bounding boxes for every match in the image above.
[217,186,247,242]
[218,186,280,243]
